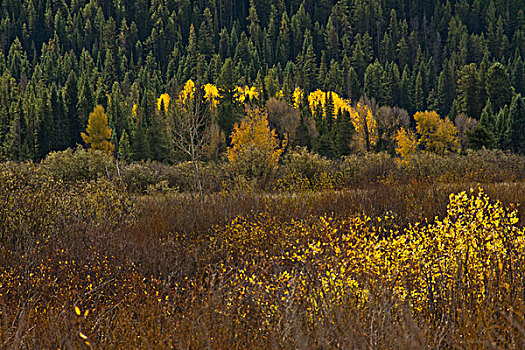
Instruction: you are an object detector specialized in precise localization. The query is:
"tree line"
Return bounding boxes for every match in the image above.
[0,0,524,162]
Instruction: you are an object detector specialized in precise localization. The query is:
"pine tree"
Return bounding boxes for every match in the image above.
[299,42,317,92]
[474,100,497,148]
[77,76,95,129]
[37,90,53,159]
[325,60,343,95]
[496,105,511,150]
[414,71,425,112]
[456,63,484,119]
[277,12,291,66]
[364,61,386,106]
[511,53,524,96]
[436,62,455,117]
[325,16,339,61]
[49,83,69,151]
[486,62,513,112]
[509,94,525,153]
[63,71,81,147]
[333,110,354,156]
[132,121,151,160]
[118,129,132,162]
[400,65,414,113]
[199,8,216,59]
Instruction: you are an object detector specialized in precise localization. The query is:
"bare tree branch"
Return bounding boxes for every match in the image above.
[168,84,212,198]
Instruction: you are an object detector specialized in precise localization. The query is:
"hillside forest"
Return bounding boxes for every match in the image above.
[1,0,525,162]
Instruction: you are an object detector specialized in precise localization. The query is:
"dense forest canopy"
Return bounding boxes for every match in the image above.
[1,0,525,161]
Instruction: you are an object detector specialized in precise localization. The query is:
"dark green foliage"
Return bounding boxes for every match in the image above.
[364,60,386,105]
[486,62,513,112]
[63,71,81,147]
[436,62,455,117]
[456,63,485,120]
[118,129,132,162]
[0,0,524,161]
[468,124,496,150]
[508,94,525,153]
[333,110,354,157]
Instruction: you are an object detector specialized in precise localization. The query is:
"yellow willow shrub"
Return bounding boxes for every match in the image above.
[41,146,116,182]
[0,246,173,349]
[309,188,525,317]
[214,213,379,326]
[390,189,524,312]
[55,178,135,231]
[277,147,336,191]
[0,164,60,250]
[213,188,524,333]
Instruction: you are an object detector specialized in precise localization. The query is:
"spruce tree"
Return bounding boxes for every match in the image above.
[486,62,513,112]
[509,94,525,153]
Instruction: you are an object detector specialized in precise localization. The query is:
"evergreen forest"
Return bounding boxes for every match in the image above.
[1,0,525,161]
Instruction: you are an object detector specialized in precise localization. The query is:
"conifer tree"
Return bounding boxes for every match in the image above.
[81,105,115,154]
[333,110,354,157]
[456,63,485,119]
[63,71,81,147]
[117,129,132,162]
[509,94,525,153]
[486,62,513,112]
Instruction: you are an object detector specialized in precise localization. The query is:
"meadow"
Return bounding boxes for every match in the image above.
[1,149,525,349]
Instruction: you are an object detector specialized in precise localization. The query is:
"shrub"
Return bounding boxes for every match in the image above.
[277,147,336,191]
[120,161,162,193]
[0,163,133,251]
[397,152,452,180]
[340,152,395,186]
[41,146,116,181]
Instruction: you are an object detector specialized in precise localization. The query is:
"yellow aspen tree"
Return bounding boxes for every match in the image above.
[293,87,304,109]
[307,90,353,119]
[157,93,171,112]
[233,85,260,103]
[395,127,418,159]
[203,83,221,108]
[81,105,115,154]
[414,111,458,155]
[349,101,378,152]
[179,79,195,105]
[227,107,285,180]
